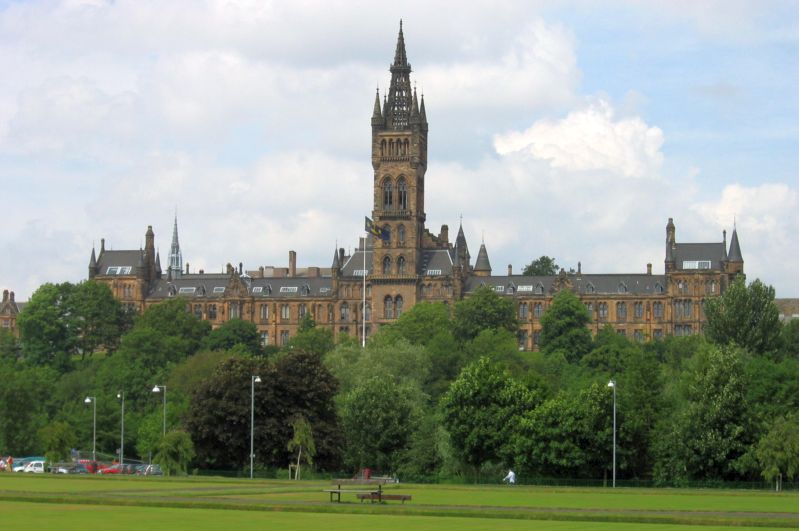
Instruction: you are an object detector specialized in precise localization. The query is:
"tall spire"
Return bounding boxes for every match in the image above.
[371,87,383,125]
[168,214,183,279]
[728,226,743,262]
[386,20,413,130]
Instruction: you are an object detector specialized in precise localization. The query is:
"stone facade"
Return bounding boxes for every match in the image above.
[86,24,745,350]
[0,289,24,337]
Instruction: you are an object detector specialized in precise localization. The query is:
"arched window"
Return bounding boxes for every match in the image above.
[655,282,664,294]
[382,179,393,209]
[382,225,390,245]
[382,256,392,275]
[519,302,529,319]
[398,224,405,244]
[535,283,544,295]
[384,295,394,319]
[617,302,627,321]
[341,302,349,322]
[397,256,406,274]
[395,295,404,317]
[380,139,386,157]
[533,303,543,318]
[586,283,595,294]
[398,178,408,210]
[599,302,608,320]
[364,303,371,321]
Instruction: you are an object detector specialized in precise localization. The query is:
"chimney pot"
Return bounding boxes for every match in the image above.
[100,238,105,253]
[507,264,512,276]
[2,290,7,302]
[289,250,297,277]
[9,291,14,302]
[186,263,190,275]
[647,263,652,275]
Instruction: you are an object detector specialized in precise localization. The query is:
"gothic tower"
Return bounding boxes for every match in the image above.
[370,21,429,320]
[168,215,183,279]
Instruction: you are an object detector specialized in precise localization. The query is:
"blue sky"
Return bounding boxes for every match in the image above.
[0,0,797,299]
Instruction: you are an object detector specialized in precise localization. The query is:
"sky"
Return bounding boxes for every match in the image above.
[1,0,797,300]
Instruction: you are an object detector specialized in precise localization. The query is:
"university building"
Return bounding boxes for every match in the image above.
[84,24,746,350]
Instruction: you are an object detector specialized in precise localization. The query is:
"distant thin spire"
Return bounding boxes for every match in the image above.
[168,214,183,278]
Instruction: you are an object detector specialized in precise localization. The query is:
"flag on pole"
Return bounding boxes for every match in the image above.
[365,216,390,240]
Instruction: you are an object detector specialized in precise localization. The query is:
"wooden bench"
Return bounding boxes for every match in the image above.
[356,492,412,504]
[323,488,377,503]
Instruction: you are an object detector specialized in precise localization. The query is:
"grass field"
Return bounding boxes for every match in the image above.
[1,474,797,530]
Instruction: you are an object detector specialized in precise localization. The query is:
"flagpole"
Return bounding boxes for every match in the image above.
[362,231,367,347]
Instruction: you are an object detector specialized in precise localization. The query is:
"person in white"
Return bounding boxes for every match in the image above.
[503,469,516,485]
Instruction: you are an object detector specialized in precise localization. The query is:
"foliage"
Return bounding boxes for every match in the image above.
[0,329,20,360]
[452,287,517,343]
[153,430,195,476]
[288,323,335,356]
[781,319,799,360]
[0,364,56,454]
[705,278,781,356]
[134,298,211,356]
[441,357,539,478]
[522,255,559,276]
[755,416,799,482]
[340,375,418,472]
[287,415,316,479]
[203,319,261,356]
[38,421,77,463]
[382,302,452,346]
[581,326,637,374]
[539,289,592,363]
[168,350,234,397]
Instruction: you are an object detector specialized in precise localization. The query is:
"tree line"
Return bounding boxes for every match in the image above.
[0,277,797,483]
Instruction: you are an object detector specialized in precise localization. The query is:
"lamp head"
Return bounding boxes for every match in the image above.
[117,392,122,399]
[607,380,615,388]
[84,397,92,404]
[254,376,262,384]
[152,385,161,393]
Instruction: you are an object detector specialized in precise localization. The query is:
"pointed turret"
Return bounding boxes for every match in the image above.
[410,88,420,124]
[371,88,383,127]
[88,247,98,279]
[665,218,676,273]
[331,247,341,270]
[386,20,413,130]
[474,243,492,277]
[168,215,183,279]
[728,227,743,262]
[419,93,427,128]
[155,250,162,278]
[455,221,470,268]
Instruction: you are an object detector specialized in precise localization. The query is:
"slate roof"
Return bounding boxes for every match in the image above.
[465,273,668,296]
[148,273,334,299]
[474,243,491,272]
[673,242,727,270]
[421,249,455,276]
[96,250,144,274]
[727,229,743,262]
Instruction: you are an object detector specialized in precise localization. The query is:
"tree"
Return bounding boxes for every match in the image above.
[452,286,517,343]
[68,280,128,359]
[135,298,211,356]
[0,364,56,454]
[0,330,19,360]
[441,357,539,479]
[781,320,799,360]
[288,320,335,356]
[382,302,452,346]
[287,415,316,480]
[539,289,592,363]
[204,318,261,356]
[38,421,77,463]
[340,376,418,473]
[153,430,195,476]
[705,278,781,356]
[522,256,559,276]
[755,416,799,483]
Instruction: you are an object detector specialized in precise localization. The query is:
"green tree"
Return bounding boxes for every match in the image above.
[135,298,211,356]
[204,318,261,355]
[0,330,19,360]
[581,325,638,374]
[0,364,56,454]
[340,375,418,472]
[153,430,195,476]
[441,357,538,479]
[17,283,74,368]
[452,286,517,343]
[522,255,559,276]
[38,421,77,463]
[539,289,592,363]
[68,280,127,359]
[755,416,799,483]
[383,302,452,346]
[287,415,316,480]
[705,278,781,356]
[781,320,799,360]
[288,320,335,356]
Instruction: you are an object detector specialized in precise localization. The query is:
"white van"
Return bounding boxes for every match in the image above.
[23,460,45,474]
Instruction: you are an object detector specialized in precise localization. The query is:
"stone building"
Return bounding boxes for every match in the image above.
[86,24,745,349]
[0,289,25,336]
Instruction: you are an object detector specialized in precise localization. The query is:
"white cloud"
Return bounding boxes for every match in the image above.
[493,99,664,178]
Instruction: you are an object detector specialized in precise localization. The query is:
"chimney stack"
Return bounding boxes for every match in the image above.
[289,251,297,277]
[507,264,512,276]
[2,290,7,303]
[100,238,105,253]
[186,263,190,274]
[9,291,14,303]
[647,263,652,275]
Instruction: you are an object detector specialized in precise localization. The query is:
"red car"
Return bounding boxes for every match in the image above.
[97,464,124,475]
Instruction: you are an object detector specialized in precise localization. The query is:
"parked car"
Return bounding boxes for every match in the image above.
[77,460,101,474]
[12,457,45,472]
[23,460,46,473]
[98,464,124,475]
[51,463,88,474]
[136,464,162,476]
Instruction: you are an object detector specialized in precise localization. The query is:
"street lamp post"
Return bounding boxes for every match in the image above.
[607,379,616,488]
[250,375,262,479]
[117,392,125,466]
[152,385,167,436]
[84,396,96,463]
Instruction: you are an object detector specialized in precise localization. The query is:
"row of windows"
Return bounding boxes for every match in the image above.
[383,295,403,319]
[382,255,408,274]
[378,225,406,247]
[379,138,410,158]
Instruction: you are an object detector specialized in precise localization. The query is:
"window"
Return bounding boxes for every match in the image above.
[364,303,371,321]
[213,286,225,293]
[258,304,269,322]
[586,283,595,294]
[533,303,543,318]
[617,302,627,322]
[705,280,716,294]
[599,302,608,321]
[683,260,711,270]
[617,329,626,336]
[280,286,298,293]
[193,304,202,320]
[398,225,405,244]
[678,280,689,294]
[252,286,263,294]
[260,332,269,346]
[280,330,289,345]
[426,269,442,276]
[655,282,664,294]
[634,302,643,319]
[494,285,505,293]
[382,256,392,275]
[398,178,408,210]
[675,324,693,336]
[298,303,307,319]
[383,179,393,209]
[653,301,664,319]
[208,304,217,320]
[518,330,528,350]
[382,225,391,245]
[585,302,594,314]
[653,329,663,340]
[618,282,628,293]
[105,266,132,275]
[634,330,644,343]
[384,295,394,319]
[395,295,403,317]
[397,256,406,274]
[674,299,692,320]
[230,302,240,319]
[281,304,290,320]
[341,303,349,322]
[533,330,541,347]
[519,303,529,319]
[534,283,544,295]
[178,287,196,294]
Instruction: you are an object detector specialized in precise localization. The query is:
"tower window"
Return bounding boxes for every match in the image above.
[398,177,408,210]
[383,179,393,209]
[398,224,405,244]
[395,295,404,317]
[384,295,394,319]
[397,256,406,274]
[382,256,392,275]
